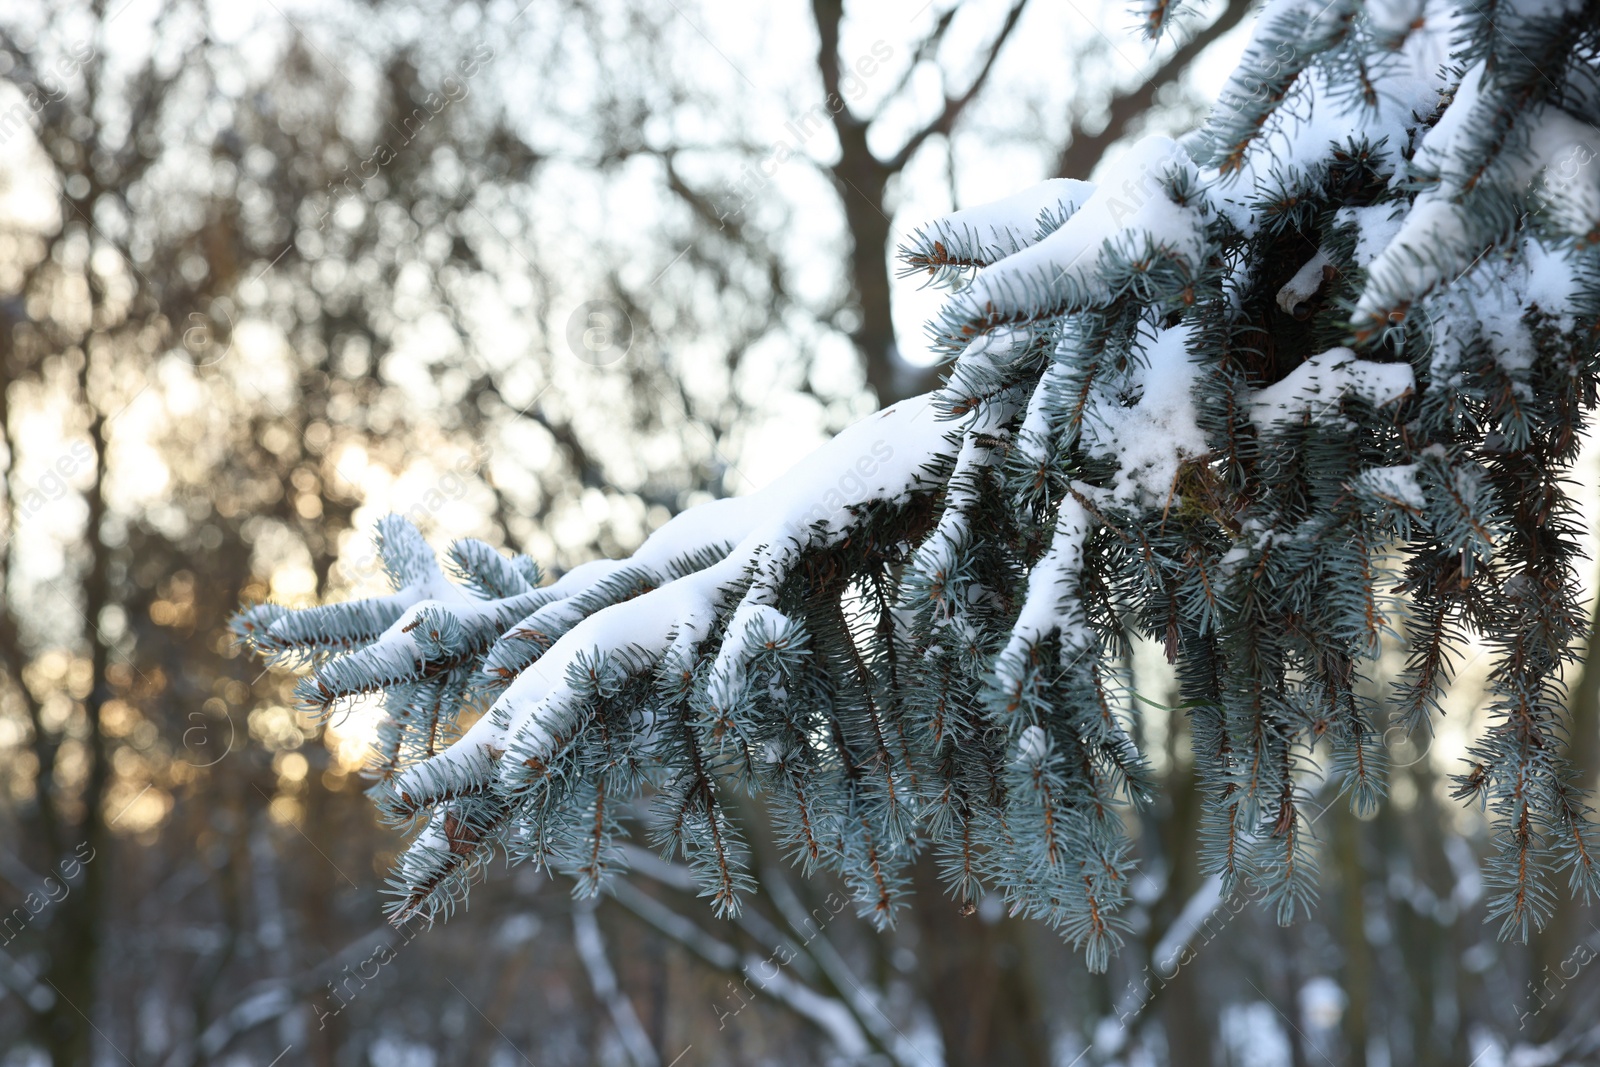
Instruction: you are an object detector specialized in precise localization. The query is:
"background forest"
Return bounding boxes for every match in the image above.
[1,0,1598,1065]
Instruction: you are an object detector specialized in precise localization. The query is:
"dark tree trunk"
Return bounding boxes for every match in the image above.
[1156,757,1216,1067]
[1531,572,1600,1044]
[909,854,1052,1067]
[832,135,940,407]
[37,339,112,1067]
[1338,806,1370,1067]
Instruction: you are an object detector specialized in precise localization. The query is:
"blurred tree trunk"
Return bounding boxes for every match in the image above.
[1120,705,1215,1067]
[36,305,113,1067]
[810,0,941,407]
[909,855,1051,1067]
[833,138,913,406]
[1155,756,1213,1067]
[1570,577,1600,797]
[811,0,1030,407]
[1337,806,1370,1067]
[1531,569,1600,1043]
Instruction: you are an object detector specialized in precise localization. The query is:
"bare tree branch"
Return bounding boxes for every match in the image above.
[574,899,660,1067]
[886,0,1032,172]
[1053,0,1256,179]
[879,7,958,110]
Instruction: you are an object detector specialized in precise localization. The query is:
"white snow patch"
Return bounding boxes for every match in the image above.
[915,178,1096,264]
[953,137,1206,322]
[998,491,1095,678]
[1356,464,1426,509]
[1151,875,1225,971]
[1276,248,1332,314]
[1220,1002,1293,1067]
[1336,205,1406,269]
[1251,349,1414,426]
[1079,323,1209,503]
[1016,724,1049,766]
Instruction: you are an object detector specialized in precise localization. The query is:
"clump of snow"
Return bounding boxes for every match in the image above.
[913,392,1021,587]
[1355,463,1426,510]
[941,327,1042,402]
[1016,358,1071,466]
[1354,197,1474,324]
[1409,61,1486,186]
[1364,0,1425,37]
[1424,238,1576,387]
[1251,348,1414,426]
[1276,248,1332,314]
[1015,724,1050,765]
[707,602,800,712]
[1529,109,1600,243]
[1206,1,1451,230]
[950,137,1207,323]
[999,492,1094,676]
[1335,205,1406,268]
[1524,239,1579,316]
[912,178,1096,266]
[1212,0,1349,121]
[1078,323,1209,504]
[1356,57,1600,323]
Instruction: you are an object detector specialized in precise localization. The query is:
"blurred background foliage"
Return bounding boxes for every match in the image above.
[0,0,1598,1065]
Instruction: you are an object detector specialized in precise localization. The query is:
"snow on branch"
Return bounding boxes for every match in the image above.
[900,178,1095,274]
[908,138,1209,350]
[239,0,1600,963]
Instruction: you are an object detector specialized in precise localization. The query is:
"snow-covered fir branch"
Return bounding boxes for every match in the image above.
[237,0,1600,967]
